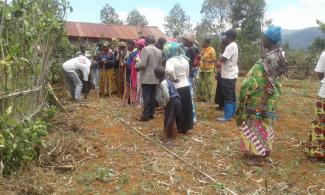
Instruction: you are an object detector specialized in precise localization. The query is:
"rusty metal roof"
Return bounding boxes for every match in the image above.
[65,21,167,40]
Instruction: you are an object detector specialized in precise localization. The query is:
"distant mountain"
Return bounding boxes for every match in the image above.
[282,27,325,51]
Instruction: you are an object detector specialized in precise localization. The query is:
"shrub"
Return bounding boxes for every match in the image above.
[0,106,55,175]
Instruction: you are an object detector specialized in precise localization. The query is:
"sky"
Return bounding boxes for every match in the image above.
[66,0,325,31]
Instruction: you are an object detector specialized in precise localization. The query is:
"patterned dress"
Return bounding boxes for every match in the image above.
[236,49,285,156]
[305,98,325,158]
[197,47,217,102]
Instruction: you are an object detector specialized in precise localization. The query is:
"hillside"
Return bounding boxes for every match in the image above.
[283,27,325,50]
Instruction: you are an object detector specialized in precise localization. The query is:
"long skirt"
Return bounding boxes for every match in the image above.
[177,86,193,132]
[164,97,182,139]
[305,97,325,159]
[239,119,274,156]
[99,69,115,96]
[197,71,213,102]
[215,72,224,108]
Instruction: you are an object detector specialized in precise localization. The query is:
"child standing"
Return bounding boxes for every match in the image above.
[154,66,181,146]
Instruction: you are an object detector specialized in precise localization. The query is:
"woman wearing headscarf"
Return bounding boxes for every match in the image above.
[164,42,193,134]
[197,38,217,103]
[235,26,286,165]
[305,51,325,161]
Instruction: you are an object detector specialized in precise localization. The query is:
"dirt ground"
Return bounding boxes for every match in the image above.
[0,79,324,195]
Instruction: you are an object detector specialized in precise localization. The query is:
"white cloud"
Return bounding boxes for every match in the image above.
[266,0,325,29]
[116,10,128,22]
[117,7,166,32]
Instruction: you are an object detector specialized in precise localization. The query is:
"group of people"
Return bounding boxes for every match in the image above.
[62,25,324,165]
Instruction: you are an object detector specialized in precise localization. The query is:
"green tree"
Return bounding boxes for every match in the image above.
[199,0,231,34]
[100,3,123,24]
[309,37,325,54]
[230,0,266,42]
[125,9,148,26]
[164,3,192,37]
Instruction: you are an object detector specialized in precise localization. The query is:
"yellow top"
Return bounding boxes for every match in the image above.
[200,46,217,72]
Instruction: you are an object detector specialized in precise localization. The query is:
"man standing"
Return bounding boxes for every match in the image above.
[62,56,91,101]
[137,35,162,121]
[98,42,115,97]
[217,29,239,122]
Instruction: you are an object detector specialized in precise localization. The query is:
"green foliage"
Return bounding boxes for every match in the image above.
[212,182,225,190]
[164,3,192,37]
[237,37,261,71]
[199,0,231,34]
[100,3,123,24]
[285,50,316,79]
[0,105,56,175]
[50,35,75,83]
[125,9,148,26]
[118,170,130,185]
[230,0,266,42]
[309,37,325,55]
[0,0,71,121]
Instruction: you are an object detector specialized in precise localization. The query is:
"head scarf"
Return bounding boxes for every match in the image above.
[163,41,186,60]
[264,25,282,44]
[136,39,146,48]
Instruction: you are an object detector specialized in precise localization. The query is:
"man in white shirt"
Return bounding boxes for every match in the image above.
[62,56,91,101]
[217,29,239,122]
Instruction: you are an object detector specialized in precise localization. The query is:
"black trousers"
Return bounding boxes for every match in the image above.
[215,72,224,108]
[142,84,157,118]
[177,86,193,132]
[222,78,236,104]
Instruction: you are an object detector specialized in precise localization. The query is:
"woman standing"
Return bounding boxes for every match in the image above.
[164,42,193,134]
[197,38,217,103]
[305,51,325,161]
[235,26,286,165]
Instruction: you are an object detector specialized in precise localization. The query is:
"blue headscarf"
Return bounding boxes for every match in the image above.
[163,41,186,60]
[264,25,282,44]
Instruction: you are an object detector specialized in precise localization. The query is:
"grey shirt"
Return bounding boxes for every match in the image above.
[139,44,162,85]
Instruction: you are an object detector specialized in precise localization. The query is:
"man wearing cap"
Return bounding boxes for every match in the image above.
[217,29,239,122]
[98,41,115,97]
[137,35,163,121]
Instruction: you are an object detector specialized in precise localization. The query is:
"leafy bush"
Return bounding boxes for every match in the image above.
[285,50,317,80]
[50,36,75,83]
[0,106,56,175]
